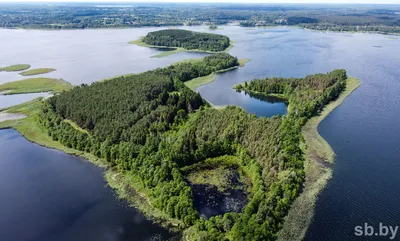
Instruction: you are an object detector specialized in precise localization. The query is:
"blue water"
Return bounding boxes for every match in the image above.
[0,129,175,241]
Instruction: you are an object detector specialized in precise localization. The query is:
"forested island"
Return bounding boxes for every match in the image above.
[141,29,230,52]
[0,3,399,34]
[130,29,233,58]
[0,48,345,240]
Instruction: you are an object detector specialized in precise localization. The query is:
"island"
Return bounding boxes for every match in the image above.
[19,68,56,76]
[0,64,31,72]
[130,29,233,58]
[0,77,72,95]
[0,51,360,241]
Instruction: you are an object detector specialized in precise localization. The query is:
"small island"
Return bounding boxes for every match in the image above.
[130,29,233,57]
[19,68,56,76]
[0,77,72,95]
[0,64,31,72]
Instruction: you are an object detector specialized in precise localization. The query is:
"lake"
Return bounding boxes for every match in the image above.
[0,26,399,240]
[0,129,176,241]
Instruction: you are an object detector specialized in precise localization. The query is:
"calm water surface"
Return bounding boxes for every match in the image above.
[0,26,400,240]
[0,92,51,109]
[0,129,175,241]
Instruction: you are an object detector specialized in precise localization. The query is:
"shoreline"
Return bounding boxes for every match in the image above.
[0,99,183,232]
[277,77,360,241]
[1,24,399,37]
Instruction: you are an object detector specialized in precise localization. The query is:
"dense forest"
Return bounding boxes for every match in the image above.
[39,49,347,240]
[0,3,399,34]
[142,29,230,52]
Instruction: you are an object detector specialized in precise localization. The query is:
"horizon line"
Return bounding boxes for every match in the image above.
[0,1,399,4]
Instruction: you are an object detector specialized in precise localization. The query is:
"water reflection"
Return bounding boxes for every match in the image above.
[0,129,175,241]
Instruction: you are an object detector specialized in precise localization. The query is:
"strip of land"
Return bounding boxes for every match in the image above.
[19,68,56,76]
[277,77,360,241]
[0,77,72,95]
[184,73,217,90]
[0,64,31,72]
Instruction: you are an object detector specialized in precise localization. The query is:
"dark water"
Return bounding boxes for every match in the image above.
[0,129,174,241]
[190,168,249,218]
[191,184,248,218]
[0,26,399,240]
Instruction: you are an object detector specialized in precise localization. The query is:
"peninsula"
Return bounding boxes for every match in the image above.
[0,51,358,241]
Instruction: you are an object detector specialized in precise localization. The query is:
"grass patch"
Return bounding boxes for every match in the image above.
[186,166,237,192]
[0,64,31,72]
[19,68,56,76]
[0,77,72,95]
[185,73,216,90]
[181,155,252,193]
[64,119,89,134]
[278,77,360,241]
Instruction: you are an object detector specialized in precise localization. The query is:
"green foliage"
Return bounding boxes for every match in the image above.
[38,49,347,239]
[39,53,238,227]
[142,29,230,52]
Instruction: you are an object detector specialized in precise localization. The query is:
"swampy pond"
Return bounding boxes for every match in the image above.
[1,26,400,240]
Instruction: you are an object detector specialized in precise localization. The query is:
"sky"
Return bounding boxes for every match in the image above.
[0,0,398,4]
